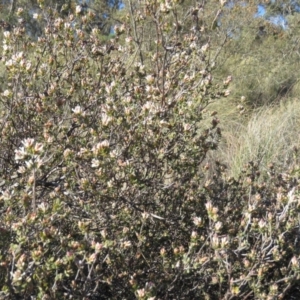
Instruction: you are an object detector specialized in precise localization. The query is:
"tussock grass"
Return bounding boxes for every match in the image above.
[212,97,300,177]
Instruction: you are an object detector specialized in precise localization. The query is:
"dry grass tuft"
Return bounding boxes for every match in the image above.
[211,97,300,177]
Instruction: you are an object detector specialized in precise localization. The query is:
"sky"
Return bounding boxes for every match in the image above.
[256,4,288,29]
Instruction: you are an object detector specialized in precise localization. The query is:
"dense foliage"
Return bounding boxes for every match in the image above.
[0,1,300,299]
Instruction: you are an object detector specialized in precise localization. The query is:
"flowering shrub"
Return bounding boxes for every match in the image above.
[0,2,300,300]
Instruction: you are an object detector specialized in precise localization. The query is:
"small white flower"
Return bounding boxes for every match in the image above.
[91,159,100,168]
[201,43,209,53]
[75,5,82,15]
[215,221,223,231]
[221,236,229,248]
[193,216,202,226]
[38,202,48,212]
[92,140,109,155]
[12,270,22,283]
[3,90,12,97]
[17,8,24,15]
[220,0,227,7]
[64,22,71,29]
[183,123,191,131]
[54,17,63,28]
[72,105,85,116]
[17,166,26,173]
[224,89,231,97]
[92,28,99,35]
[122,241,132,249]
[145,75,155,84]
[94,242,103,253]
[34,143,44,154]
[109,149,120,158]
[190,41,197,49]
[33,13,39,20]
[211,235,219,249]
[191,231,198,239]
[15,147,27,160]
[258,219,266,229]
[25,159,35,169]
[136,288,146,298]
[63,148,72,158]
[3,31,10,39]
[15,51,24,61]
[141,212,149,220]
[2,44,10,52]
[205,201,213,213]
[291,256,299,267]
[22,138,35,149]
[5,59,14,67]
[87,253,97,264]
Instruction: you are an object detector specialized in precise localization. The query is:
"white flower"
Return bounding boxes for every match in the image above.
[34,143,44,154]
[92,140,109,155]
[25,159,35,169]
[38,202,48,212]
[94,242,103,253]
[201,43,209,53]
[205,201,213,213]
[64,22,71,29]
[91,159,100,168]
[211,235,219,249]
[258,219,266,229]
[3,90,12,97]
[72,105,85,116]
[54,17,63,28]
[134,62,145,74]
[75,5,82,14]
[24,61,31,71]
[221,236,229,248]
[87,253,97,264]
[12,270,22,283]
[5,60,14,67]
[190,41,197,49]
[33,13,40,20]
[22,138,35,149]
[92,28,99,35]
[3,31,10,39]
[105,84,114,95]
[15,51,24,61]
[183,123,191,131]
[63,148,72,158]
[141,212,149,220]
[2,44,10,52]
[110,149,120,158]
[193,216,202,226]
[224,89,230,97]
[17,8,24,15]
[215,221,223,231]
[145,75,155,84]
[291,256,299,267]
[17,166,26,173]
[220,0,227,7]
[15,147,26,160]
[191,231,198,239]
[122,241,132,249]
[142,101,153,111]
[136,288,146,298]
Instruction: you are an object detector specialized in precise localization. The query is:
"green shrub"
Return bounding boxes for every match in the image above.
[0,3,300,300]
